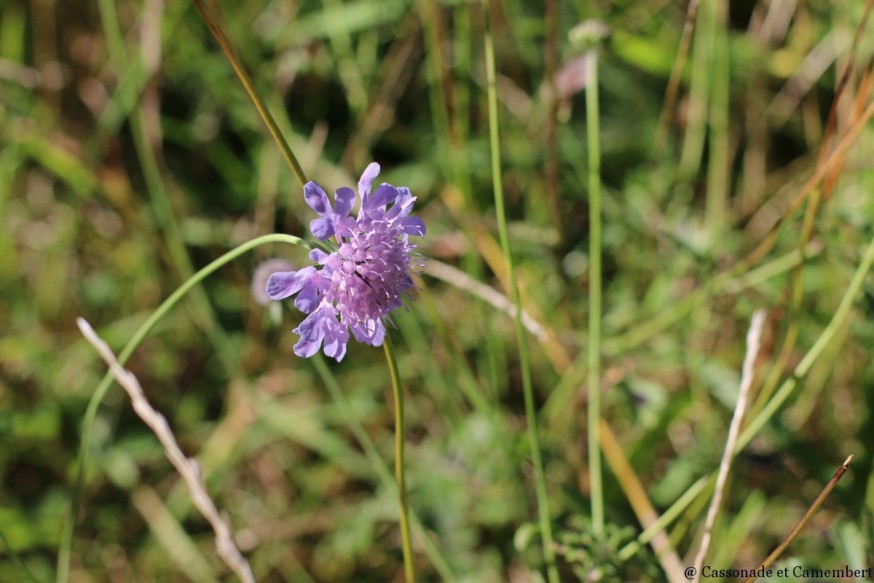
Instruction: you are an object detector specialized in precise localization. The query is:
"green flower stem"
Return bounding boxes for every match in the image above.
[57,233,308,583]
[482,2,559,581]
[383,334,416,582]
[311,356,457,581]
[585,48,605,535]
[192,0,308,187]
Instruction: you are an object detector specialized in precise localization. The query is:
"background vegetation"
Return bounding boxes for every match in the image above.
[1,0,873,581]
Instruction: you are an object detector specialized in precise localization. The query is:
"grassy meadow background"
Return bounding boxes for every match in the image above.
[2,0,874,581]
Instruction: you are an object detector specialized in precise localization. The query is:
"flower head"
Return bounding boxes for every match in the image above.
[266,163,425,361]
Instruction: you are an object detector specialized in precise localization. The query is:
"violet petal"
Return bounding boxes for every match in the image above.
[366,183,397,212]
[310,217,334,240]
[266,269,312,301]
[358,162,380,197]
[304,181,330,214]
[292,308,328,357]
[334,187,355,216]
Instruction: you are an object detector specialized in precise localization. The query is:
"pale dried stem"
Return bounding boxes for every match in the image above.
[76,318,256,583]
[425,258,546,340]
[692,310,766,583]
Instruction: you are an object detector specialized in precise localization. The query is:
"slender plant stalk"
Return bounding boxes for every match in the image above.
[452,2,472,152]
[311,356,457,581]
[705,0,729,235]
[585,48,605,535]
[482,2,559,581]
[191,0,307,187]
[543,0,561,235]
[418,0,465,192]
[383,334,416,582]
[678,0,710,181]
[57,234,308,583]
[742,455,854,583]
[654,0,701,152]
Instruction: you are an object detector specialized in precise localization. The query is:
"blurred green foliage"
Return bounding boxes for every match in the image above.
[1,0,874,581]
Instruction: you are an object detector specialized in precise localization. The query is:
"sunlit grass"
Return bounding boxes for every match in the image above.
[1,0,873,581]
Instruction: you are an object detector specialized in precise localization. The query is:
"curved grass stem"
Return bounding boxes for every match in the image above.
[57,234,309,583]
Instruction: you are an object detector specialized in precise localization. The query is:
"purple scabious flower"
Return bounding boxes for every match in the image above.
[266,163,426,361]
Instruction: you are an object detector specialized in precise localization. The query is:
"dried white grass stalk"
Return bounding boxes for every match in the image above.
[691,310,766,583]
[77,318,256,583]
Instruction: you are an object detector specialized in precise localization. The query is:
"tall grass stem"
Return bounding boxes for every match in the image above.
[678,0,710,181]
[585,48,605,535]
[705,0,729,235]
[482,2,559,580]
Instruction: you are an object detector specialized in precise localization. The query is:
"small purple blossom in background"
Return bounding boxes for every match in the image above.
[266,163,426,361]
